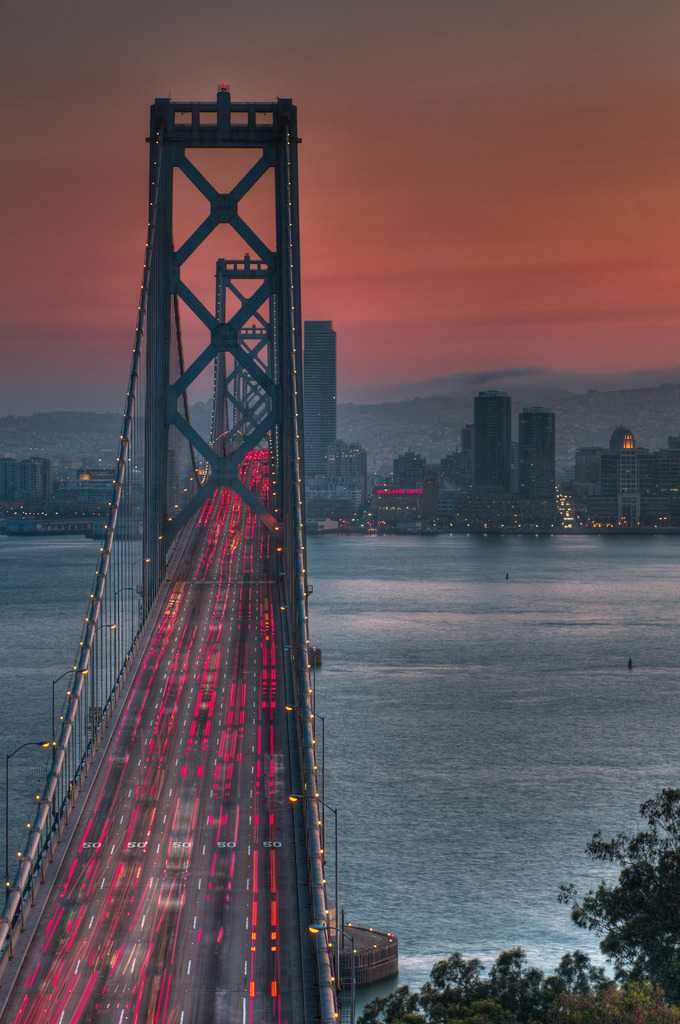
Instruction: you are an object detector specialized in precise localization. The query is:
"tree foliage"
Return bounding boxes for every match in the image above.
[358,948,608,1024]
[559,788,680,1001]
[546,982,680,1023]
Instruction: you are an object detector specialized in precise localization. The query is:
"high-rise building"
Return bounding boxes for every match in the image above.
[303,320,336,475]
[473,391,511,491]
[519,407,556,498]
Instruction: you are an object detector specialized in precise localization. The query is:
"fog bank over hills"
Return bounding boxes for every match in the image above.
[339,366,680,406]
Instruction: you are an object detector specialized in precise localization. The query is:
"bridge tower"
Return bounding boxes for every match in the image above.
[143,87,304,615]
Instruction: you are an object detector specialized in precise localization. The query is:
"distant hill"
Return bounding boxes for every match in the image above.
[0,412,123,461]
[338,382,680,474]
[339,365,680,405]
[3,384,680,478]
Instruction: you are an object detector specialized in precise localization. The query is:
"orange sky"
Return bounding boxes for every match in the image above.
[1,0,680,411]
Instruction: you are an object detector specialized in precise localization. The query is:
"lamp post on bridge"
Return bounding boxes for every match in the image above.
[114,586,136,638]
[286,705,325,818]
[290,792,339,981]
[52,669,75,747]
[90,623,116,740]
[309,922,355,1024]
[283,642,318,717]
[6,741,52,890]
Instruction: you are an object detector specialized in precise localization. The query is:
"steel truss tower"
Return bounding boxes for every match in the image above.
[144,88,303,604]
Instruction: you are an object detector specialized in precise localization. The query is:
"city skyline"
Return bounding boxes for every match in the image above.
[2,1,680,414]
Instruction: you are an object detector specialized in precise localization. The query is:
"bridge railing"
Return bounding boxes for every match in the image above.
[278,122,337,1021]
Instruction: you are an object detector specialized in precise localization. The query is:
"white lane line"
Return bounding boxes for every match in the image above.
[75,958,81,972]
[100,877,107,889]
[163,814,167,823]
[128,789,132,797]
[119,815,124,824]
[244,959,248,975]
[141,914,146,929]
[89,915,94,929]
[246,916,249,930]
[202,844,206,855]
[157,843,161,853]
[242,998,246,1024]
[198,879,201,889]
[193,916,197,929]
[187,960,192,975]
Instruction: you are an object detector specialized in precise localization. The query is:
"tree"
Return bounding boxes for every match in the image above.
[542,950,609,1002]
[357,985,422,1024]
[560,788,680,1001]
[546,982,680,1023]
[358,950,608,1024]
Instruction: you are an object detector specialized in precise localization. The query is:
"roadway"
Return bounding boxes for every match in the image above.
[3,451,306,1024]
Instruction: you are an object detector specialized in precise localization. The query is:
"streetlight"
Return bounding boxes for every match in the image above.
[284,643,317,716]
[290,793,339,979]
[286,705,325,812]
[6,741,52,889]
[91,623,116,738]
[52,669,75,746]
[309,922,355,1024]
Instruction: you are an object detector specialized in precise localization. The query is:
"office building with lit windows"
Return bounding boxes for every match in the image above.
[473,391,511,491]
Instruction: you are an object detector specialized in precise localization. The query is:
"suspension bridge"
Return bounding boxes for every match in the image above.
[0,90,345,1023]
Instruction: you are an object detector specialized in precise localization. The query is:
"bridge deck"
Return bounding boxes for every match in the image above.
[2,461,308,1023]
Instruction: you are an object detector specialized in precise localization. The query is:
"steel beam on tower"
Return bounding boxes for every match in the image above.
[143,88,302,607]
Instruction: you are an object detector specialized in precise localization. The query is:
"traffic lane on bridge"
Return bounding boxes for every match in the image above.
[3,506,232,1023]
[5,474,304,1023]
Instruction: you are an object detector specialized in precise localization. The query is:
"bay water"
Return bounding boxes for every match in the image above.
[307,533,680,1005]
[1,531,680,1006]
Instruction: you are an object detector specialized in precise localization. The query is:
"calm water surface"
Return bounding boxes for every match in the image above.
[307,533,680,1002]
[1,532,680,1004]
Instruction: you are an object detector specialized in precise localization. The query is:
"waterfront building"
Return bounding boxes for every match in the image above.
[518,407,556,498]
[0,457,18,499]
[303,320,336,476]
[18,457,53,502]
[473,391,511,491]
[583,428,641,526]
[574,447,605,492]
[373,488,422,531]
[421,469,439,524]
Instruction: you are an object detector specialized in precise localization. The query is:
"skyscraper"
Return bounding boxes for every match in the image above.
[519,407,556,498]
[474,391,511,491]
[303,320,336,475]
